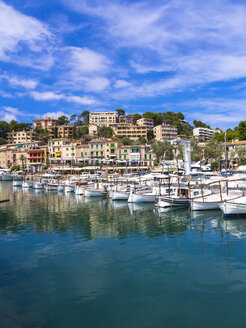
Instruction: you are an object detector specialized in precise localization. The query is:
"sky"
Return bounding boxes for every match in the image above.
[0,0,246,130]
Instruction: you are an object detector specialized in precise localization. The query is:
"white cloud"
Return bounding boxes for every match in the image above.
[0,0,54,69]
[62,46,110,74]
[64,0,246,97]
[30,91,97,105]
[114,80,131,89]
[0,73,38,89]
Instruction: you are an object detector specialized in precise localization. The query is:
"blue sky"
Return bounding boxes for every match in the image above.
[0,0,246,129]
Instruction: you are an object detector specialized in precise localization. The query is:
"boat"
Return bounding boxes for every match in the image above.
[33,182,44,189]
[64,185,75,193]
[22,181,33,188]
[156,187,190,208]
[13,180,22,187]
[84,188,107,197]
[128,189,156,203]
[111,191,129,201]
[191,190,243,211]
[219,195,246,216]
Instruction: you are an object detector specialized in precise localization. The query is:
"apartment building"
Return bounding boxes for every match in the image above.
[57,125,74,138]
[48,139,75,164]
[28,147,49,169]
[33,117,58,137]
[119,114,134,125]
[7,130,40,144]
[153,124,178,141]
[88,124,99,137]
[113,125,147,141]
[118,145,154,167]
[75,144,90,165]
[137,118,154,130]
[0,148,14,168]
[193,127,215,142]
[89,139,118,165]
[12,150,28,169]
[89,112,117,126]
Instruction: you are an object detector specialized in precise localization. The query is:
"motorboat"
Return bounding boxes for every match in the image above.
[128,188,156,203]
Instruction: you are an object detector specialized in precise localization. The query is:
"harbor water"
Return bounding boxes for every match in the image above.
[1,182,246,328]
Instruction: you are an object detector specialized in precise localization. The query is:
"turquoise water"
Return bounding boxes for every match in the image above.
[1,182,246,328]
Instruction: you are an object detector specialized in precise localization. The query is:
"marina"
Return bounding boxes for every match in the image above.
[1,180,246,327]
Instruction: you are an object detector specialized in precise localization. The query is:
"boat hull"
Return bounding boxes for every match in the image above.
[84,189,106,197]
[111,191,129,201]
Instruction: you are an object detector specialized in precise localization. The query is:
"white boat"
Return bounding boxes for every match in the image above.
[111,191,129,200]
[128,189,156,203]
[64,185,75,193]
[13,180,22,187]
[22,181,33,188]
[84,188,106,197]
[156,187,190,208]
[219,195,246,216]
[0,174,13,181]
[57,185,64,192]
[191,190,243,211]
[33,182,44,189]
[75,185,84,195]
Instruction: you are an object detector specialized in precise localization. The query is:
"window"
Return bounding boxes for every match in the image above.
[101,151,103,156]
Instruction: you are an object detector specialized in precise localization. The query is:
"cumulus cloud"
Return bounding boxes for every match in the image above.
[0,0,54,69]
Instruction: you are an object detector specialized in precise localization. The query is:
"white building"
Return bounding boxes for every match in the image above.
[89,112,117,127]
[193,127,215,141]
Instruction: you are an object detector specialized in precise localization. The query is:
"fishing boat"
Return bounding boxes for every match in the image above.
[219,195,246,216]
[128,188,156,203]
[156,187,190,208]
[191,190,243,211]
[22,181,33,188]
[13,180,22,187]
[33,182,44,189]
[64,185,75,193]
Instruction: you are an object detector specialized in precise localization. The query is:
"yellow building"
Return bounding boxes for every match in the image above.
[136,118,154,130]
[57,125,74,138]
[113,125,147,141]
[28,147,49,168]
[153,124,178,141]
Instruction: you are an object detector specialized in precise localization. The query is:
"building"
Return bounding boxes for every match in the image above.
[153,124,178,141]
[75,144,90,166]
[28,147,49,171]
[113,125,147,141]
[88,124,99,137]
[118,145,154,167]
[48,139,73,165]
[57,125,74,138]
[7,130,40,144]
[193,127,215,142]
[89,139,118,165]
[0,148,14,168]
[224,140,246,160]
[137,118,154,130]
[119,114,134,125]
[89,112,117,127]
[33,117,58,136]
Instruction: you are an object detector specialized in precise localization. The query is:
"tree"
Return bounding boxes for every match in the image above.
[193,119,211,129]
[190,138,202,161]
[121,137,132,145]
[116,108,125,121]
[151,141,173,163]
[204,139,224,162]
[80,111,90,124]
[138,136,147,144]
[20,155,26,170]
[54,127,58,138]
[235,121,246,140]
[143,111,163,126]
[0,121,10,139]
[77,125,89,137]
[230,146,246,163]
[133,114,141,125]
[147,130,154,142]
[57,115,69,126]
[70,114,77,125]
[98,126,114,138]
